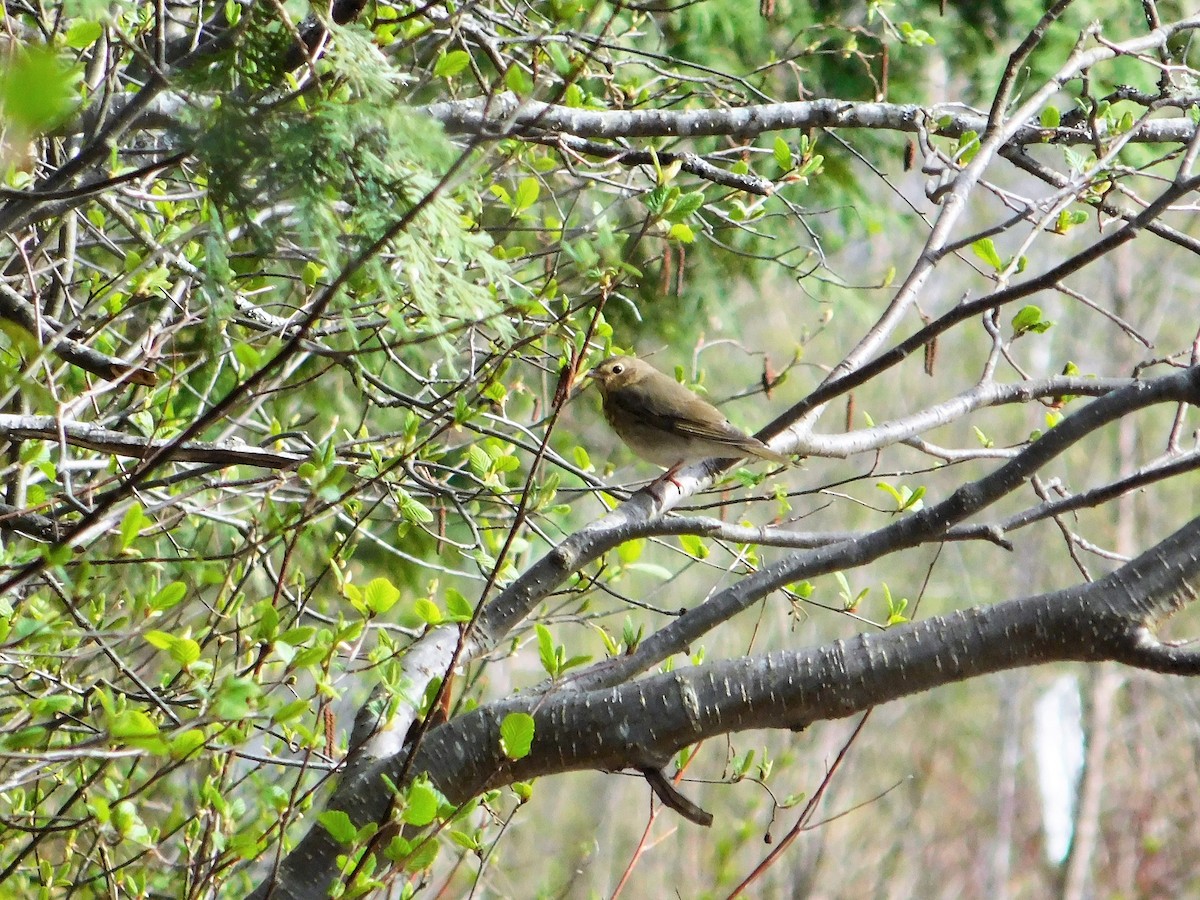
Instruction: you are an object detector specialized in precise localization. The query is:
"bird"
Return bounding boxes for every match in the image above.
[586,355,789,484]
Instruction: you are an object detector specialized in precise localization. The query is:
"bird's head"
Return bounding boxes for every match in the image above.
[586,356,646,396]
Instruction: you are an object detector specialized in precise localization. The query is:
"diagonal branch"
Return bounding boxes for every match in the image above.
[254,512,1200,899]
[580,367,1200,688]
[0,283,158,386]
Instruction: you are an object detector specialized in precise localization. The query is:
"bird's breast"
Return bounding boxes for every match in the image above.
[603,398,701,468]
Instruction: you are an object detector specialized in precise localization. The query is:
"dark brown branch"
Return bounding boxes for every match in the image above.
[638,766,714,827]
[251,513,1200,899]
[0,502,64,543]
[0,285,158,386]
[0,415,306,469]
[986,0,1077,130]
[545,135,775,195]
[595,367,1200,688]
[756,174,1200,443]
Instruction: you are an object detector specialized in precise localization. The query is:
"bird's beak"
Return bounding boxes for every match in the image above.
[566,368,596,402]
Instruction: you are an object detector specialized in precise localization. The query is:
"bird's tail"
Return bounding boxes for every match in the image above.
[745,439,790,464]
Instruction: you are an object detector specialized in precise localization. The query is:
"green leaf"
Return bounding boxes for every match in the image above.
[445,588,473,622]
[169,729,207,759]
[119,503,145,551]
[397,490,434,524]
[405,836,440,871]
[624,562,674,581]
[1040,106,1060,128]
[617,538,644,564]
[671,191,705,218]
[668,222,695,243]
[1053,209,1088,234]
[213,677,260,720]
[545,42,571,75]
[278,626,315,646]
[561,654,592,672]
[4,726,46,750]
[301,261,324,288]
[65,20,103,49]
[144,630,173,651]
[467,445,490,478]
[513,178,540,213]
[384,836,413,862]
[499,712,535,759]
[434,50,471,78]
[449,829,481,851]
[644,184,671,216]
[883,584,910,626]
[1011,305,1044,336]
[678,534,709,560]
[876,482,903,507]
[108,709,160,741]
[970,238,1003,271]
[319,810,357,844]
[150,581,187,611]
[773,137,793,170]
[169,637,201,668]
[536,623,557,676]
[493,454,520,473]
[413,597,442,625]
[504,64,533,95]
[272,699,310,725]
[31,695,74,716]
[956,130,980,164]
[0,46,78,133]
[364,578,401,615]
[402,780,440,826]
[145,629,200,667]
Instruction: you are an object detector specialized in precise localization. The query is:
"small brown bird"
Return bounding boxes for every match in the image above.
[587,356,788,482]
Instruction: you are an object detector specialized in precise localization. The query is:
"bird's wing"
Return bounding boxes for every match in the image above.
[611,380,775,451]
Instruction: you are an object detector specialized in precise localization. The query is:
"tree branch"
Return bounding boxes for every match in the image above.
[0,415,307,469]
[0,283,158,386]
[252,513,1200,898]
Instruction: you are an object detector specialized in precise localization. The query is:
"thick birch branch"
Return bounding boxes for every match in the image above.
[250,512,1200,899]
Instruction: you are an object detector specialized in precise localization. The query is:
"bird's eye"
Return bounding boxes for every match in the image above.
[611,364,624,374]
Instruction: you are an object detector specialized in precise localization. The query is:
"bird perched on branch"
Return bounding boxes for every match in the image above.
[586,356,788,485]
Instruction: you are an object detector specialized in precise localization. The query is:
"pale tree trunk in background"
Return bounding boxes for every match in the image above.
[1060,243,1139,900]
[987,680,1022,900]
[1060,665,1120,899]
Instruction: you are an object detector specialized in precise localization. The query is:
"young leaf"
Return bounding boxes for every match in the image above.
[434,50,471,78]
[365,578,401,615]
[119,503,146,551]
[500,712,536,759]
[445,588,474,622]
[536,623,557,676]
[319,811,357,844]
[413,598,442,625]
[970,238,1003,271]
[150,582,187,611]
[402,780,440,826]
[773,137,794,170]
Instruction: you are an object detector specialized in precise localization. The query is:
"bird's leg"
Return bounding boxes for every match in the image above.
[654,462,685,492]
